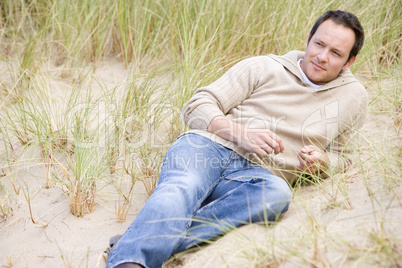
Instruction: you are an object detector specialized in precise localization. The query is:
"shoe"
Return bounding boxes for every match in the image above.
[104,234,122,258]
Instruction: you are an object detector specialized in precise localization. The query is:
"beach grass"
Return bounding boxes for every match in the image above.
[0,0,401,266]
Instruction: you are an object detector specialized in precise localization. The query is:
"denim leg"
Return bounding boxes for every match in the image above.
[173,154,292,253]
[106,134,233,268]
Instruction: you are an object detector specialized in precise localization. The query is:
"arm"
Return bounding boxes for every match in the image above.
[207,115,284,156]
[181,56,284,156]
[181,56,266,131]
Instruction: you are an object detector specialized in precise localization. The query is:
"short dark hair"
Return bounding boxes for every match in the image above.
[308,10,364,61]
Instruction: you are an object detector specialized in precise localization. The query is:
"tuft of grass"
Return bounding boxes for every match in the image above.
[4,253,21,268]
[0,194,13,222]
[115,195,130,223]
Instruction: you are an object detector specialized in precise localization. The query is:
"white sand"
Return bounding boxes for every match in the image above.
[0,61,401,267]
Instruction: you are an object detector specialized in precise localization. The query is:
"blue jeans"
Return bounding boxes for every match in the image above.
[106,134,292,268]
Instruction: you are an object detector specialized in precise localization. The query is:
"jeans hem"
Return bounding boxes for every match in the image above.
[109,259,148,268]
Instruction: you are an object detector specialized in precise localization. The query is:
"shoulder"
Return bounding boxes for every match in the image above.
[268,50,304,64]
[231,51,303,70]
[223,55,279,79]
[331,69,367,97]
[267,50,304,76]
[233,55,277,68]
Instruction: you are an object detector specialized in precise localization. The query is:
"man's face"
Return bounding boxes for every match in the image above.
[301,19,356,85]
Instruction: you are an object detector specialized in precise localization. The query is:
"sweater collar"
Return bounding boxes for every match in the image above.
[268,50,359,91]
[297,58,322,90]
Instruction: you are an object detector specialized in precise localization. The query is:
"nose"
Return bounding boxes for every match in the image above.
[317,49,329,63]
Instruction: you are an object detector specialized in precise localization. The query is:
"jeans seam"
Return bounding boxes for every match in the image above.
[195,183,241,215]
[220,151,237,176]
[191,178,221,217]
[190,150,235,224]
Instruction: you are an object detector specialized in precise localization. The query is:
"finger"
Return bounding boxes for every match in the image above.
[297,153,306,169]
[260,142,275,155]
[299,150,320,167]
[298,154,318,174]
[263,133,284,154]
[269,132,285,153]
[304,154,320,164]
[297,153,312,170]
[265,139,280,154]
[254,146,269,157]
[301,145,315,154]
[298,150,311,161]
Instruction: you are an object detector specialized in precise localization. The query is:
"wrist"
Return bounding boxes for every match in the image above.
[207,116,241,144]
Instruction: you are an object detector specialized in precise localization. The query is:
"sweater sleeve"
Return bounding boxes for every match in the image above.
[181,57,266,130]
[322,90,368,177]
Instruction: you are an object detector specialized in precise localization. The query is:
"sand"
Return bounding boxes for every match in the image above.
[0,60,401,268]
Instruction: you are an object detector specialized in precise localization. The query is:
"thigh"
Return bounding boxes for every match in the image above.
[158,134,229,183]
[202,153,290,206]
[156,133,235,212]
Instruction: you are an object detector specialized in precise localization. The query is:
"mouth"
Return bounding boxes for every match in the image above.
[312,62,325,71]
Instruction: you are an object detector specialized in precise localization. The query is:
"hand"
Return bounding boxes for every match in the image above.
[297,145,330,175]
[207,116,284,157]
[239,128,284,157]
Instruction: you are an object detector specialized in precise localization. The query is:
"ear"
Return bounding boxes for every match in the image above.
[342,56,356,71]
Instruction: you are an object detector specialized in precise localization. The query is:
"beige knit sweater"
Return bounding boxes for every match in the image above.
[181,50,368,183]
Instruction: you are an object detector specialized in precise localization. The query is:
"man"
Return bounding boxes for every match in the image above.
[106,10,367,268]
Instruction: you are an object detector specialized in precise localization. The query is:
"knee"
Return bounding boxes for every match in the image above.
[264,178,292,216]
[278,179,292,205]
